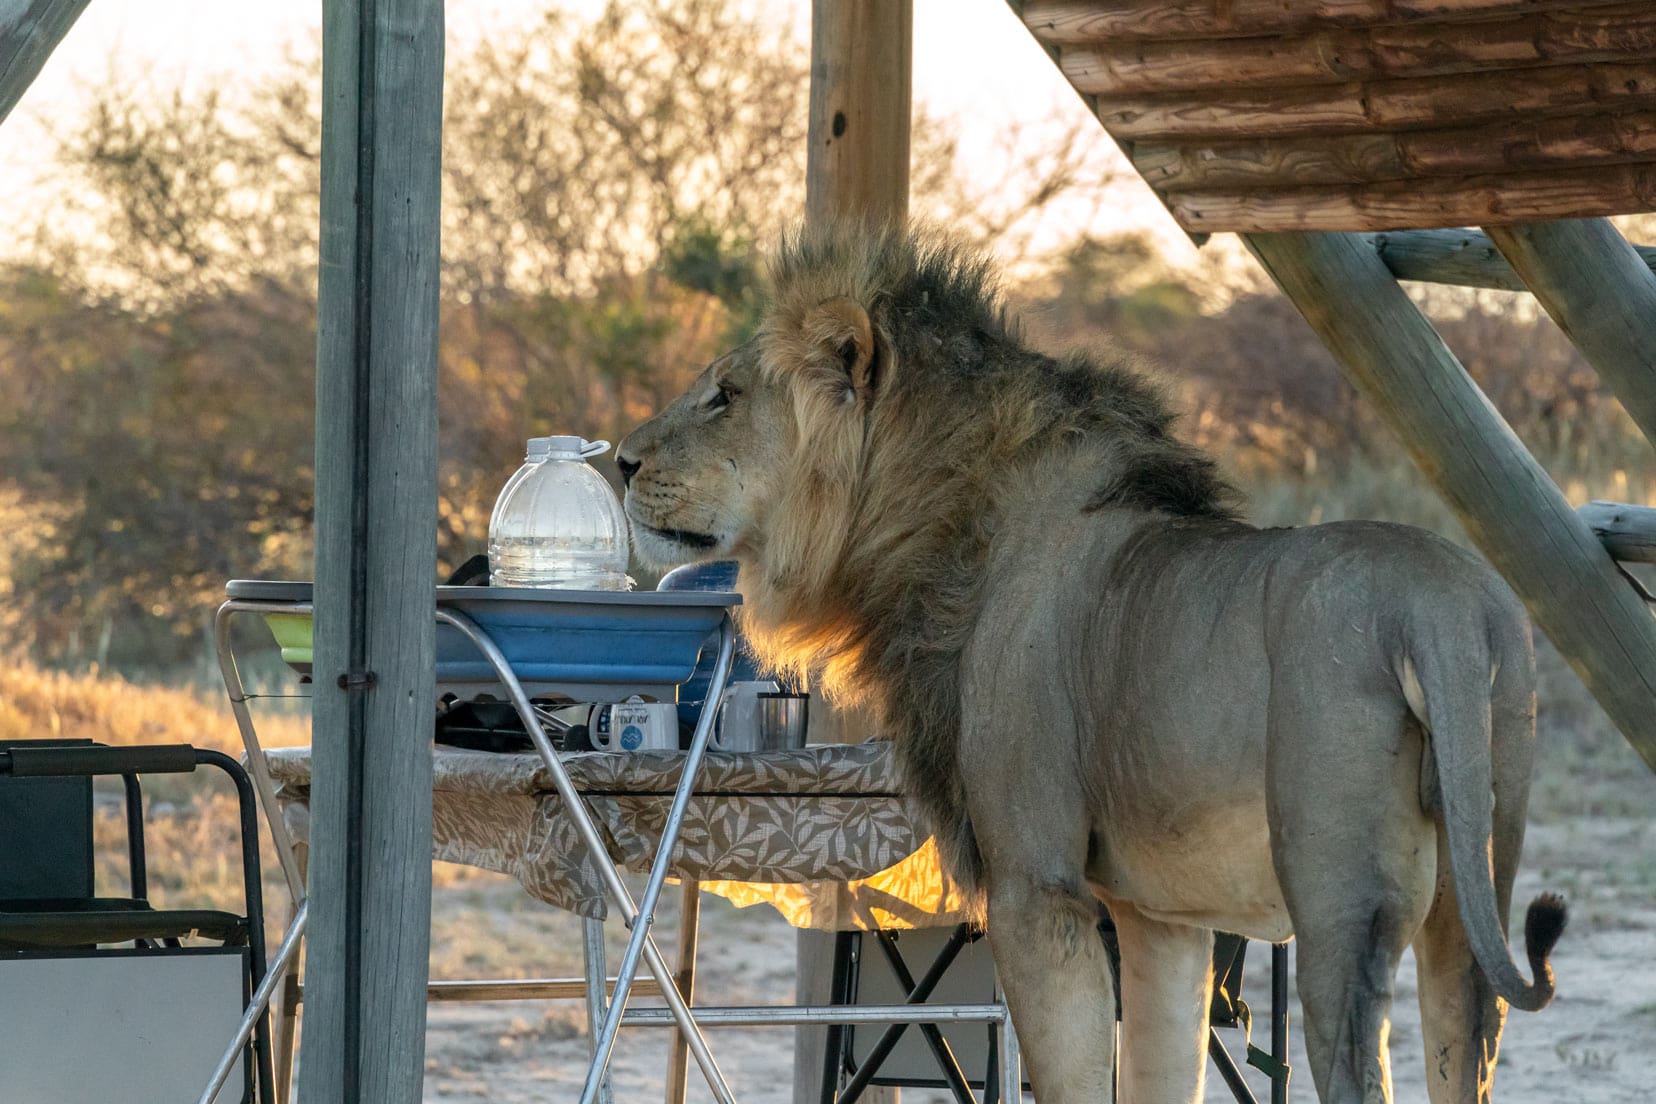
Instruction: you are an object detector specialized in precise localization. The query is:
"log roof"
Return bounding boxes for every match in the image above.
[1015,0,1656,231]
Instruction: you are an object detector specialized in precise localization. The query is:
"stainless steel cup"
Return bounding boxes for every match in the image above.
[754,692,809,751]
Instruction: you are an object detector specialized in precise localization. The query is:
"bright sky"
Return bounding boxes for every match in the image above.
[0,0,1196,265]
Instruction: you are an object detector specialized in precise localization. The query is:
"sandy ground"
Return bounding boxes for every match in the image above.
[411,810,1656,1103]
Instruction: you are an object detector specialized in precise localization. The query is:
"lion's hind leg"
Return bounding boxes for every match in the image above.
[1268,687,1438,1103]
[1413,829,1505,1104]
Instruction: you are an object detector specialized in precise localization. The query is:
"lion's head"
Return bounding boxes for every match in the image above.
[619,225,1236,888]
[620,225,1232,678]
[615,340,790,568]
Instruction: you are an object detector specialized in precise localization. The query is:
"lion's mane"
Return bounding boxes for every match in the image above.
[738,226,1240,897]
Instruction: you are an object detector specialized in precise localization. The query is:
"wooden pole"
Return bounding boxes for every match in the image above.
[798,4,912,1100]
[0,0,91,126]
[1365,230,1535,293]
[1579,501,1656,566]
[806,0,913,228]
[1246,230,1656,774]
[300,0,443,1101]
[1485,218,1656,451]
[663,880,701,1104]
[1367,229,1656,291]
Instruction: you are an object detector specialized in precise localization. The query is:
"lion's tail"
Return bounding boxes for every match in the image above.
[1408,622,1564,1015]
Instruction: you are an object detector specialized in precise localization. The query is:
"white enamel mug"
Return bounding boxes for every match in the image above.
[589,697,679,752]
[712,680,780,751]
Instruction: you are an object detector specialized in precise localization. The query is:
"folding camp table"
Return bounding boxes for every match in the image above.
[210,582,1024,1104]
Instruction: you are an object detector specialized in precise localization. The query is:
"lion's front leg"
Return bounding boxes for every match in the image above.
[987,875,1117,1103]
[962,637,1117,1100]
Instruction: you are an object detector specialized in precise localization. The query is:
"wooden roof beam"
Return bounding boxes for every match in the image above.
[0,0,92,126]
[1485,218,1656,452]
[1091,60,1656,143]
[1247,229,1656,772]
[1054,4,1656,97]
[1134,111,1656,193]
[1168,163,1656,233]
[1367,227,1656,291]
[1019,0,1640,44]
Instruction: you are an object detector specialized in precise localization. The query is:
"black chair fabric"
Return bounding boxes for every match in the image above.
[0,739,95,901]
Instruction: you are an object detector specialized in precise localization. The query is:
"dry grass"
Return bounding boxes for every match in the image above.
[0,660,309,753]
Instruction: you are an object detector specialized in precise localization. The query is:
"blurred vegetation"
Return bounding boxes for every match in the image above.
[0,0,1104,671]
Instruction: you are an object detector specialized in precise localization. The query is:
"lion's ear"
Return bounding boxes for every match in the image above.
[803,296,878,399]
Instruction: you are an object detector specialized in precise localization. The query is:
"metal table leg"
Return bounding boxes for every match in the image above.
[214,601,311,903]
[579,618,734,1104]
[198,900,309,1104]
[436,610,739,1104]
[213,600,316,1104]
[1210,1028,1262,1104]
[584,918,616,1104]
[997,992,1022,1104]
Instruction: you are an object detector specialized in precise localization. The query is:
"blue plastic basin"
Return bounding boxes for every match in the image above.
[225,580,739,693]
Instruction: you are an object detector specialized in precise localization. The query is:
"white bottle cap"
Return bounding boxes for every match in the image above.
[544,435,611,460]
[525,437,554,461]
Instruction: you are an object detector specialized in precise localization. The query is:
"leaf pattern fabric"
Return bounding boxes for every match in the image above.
[265,744,972,930]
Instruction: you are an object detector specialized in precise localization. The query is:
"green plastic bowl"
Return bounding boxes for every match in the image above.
[262,612,314,670]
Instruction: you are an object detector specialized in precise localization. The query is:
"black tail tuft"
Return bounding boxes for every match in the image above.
[1525,892,1568,960]
[1520,892,1567,1010]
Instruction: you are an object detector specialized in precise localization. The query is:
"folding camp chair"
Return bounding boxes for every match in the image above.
[821,918,1291,1103]
[0,739,274,1104]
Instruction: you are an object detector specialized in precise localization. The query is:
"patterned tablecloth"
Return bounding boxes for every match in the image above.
[264,743,972,931]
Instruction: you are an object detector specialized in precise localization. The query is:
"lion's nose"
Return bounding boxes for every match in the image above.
[616,454,641,487]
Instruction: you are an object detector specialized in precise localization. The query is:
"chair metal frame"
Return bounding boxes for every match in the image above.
[213,594,1025,1104]
[822,925,1292,1104]
[0,740,275,1104]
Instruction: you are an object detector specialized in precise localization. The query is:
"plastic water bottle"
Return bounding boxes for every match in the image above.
[488,437,553,537]
[488,436,632,590]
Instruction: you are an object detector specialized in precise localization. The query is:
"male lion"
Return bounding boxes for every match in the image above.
[617,228,1564,1104]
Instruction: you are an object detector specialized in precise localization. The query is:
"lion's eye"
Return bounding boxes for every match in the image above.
[706,385,735,413]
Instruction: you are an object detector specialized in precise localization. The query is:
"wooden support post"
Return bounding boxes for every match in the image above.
[300,1,444,1101]
[806,0,913,228]
[664,880,701,1104]
[1485,219,1656,451]
[800,5,912,1099]
[1246,231,1656,773]
[0,0,92,125]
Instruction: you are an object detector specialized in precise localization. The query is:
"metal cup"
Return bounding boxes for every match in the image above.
[754,692,809,751]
